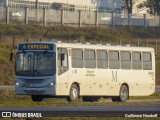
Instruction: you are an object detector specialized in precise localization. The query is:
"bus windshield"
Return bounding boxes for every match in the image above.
[16,52,56,76]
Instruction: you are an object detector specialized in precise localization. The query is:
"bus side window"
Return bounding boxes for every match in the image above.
[120,51,131,69]
[58,48,69,75]
[109,51,120,69]
[97,50,108,69]
[142,52,152,70]
[84,50,96,68]
[72,49,83,68]
[132,52,142,70]
[59,53,68,67]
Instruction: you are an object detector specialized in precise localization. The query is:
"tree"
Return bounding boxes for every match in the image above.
[126,0,133,14]
[137,0,160,15]
[122,0,135,14]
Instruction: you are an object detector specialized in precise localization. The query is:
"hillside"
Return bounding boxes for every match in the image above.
[0,46,14,85]
[0,24,160,43]
[0,24,160,85]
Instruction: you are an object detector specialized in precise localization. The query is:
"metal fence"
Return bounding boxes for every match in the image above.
[0,6,160,28]
[0,36,160,53]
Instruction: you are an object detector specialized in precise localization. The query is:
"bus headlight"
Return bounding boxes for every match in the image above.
[16,82,20,86]
[48,82,55,87]
[50,83,54,86]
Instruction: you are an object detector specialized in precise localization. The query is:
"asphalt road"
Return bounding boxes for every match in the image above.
[0,106,160,117]
[0,86,160,92]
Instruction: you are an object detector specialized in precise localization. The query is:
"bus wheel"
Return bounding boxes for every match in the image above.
[67,84,79,102]
[111,85,128,102]
[119,85,128,102]
[31,95,43,102]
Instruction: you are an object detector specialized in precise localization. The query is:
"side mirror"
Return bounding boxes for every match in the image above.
[10,49,13,62]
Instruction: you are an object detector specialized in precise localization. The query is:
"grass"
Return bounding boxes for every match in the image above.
[1,24,160,43]
[0,91,160,106]
[0,91,160,119]
[130,92,160,99]
[0,47,15,85]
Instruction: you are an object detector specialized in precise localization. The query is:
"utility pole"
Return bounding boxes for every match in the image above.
[125,0,132,15]
[35,0,38,22]
[159,1,160,28]
[35,0,38,9]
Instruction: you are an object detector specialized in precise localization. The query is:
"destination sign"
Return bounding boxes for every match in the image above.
[18,44,54,50]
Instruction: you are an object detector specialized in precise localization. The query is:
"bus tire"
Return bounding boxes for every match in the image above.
[31,95,43,102]
[111,85,128,102]
[119,85,128,102]
[67,84,79,102]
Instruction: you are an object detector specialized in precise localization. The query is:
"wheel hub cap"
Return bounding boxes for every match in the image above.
[72,88,77,99]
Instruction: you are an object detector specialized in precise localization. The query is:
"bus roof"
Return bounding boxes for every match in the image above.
[18,41,154,52]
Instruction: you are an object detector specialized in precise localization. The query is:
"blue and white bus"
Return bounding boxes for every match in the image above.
[15,41,155,102]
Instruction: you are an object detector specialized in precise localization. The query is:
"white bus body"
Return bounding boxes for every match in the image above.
[15,42,155,102]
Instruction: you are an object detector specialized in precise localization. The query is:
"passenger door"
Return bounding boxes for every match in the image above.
[57,48,70,95]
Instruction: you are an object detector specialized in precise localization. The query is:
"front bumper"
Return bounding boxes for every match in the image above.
[15,85,56,95]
